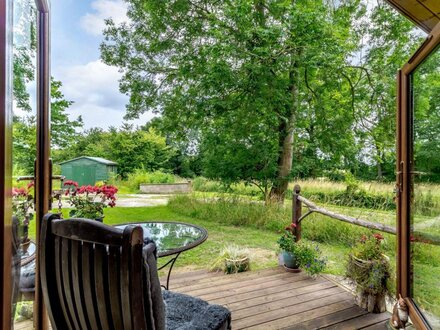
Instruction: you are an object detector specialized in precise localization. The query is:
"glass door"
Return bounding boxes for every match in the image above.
[12,0,38,328]
[410,45,440,328]
[398,24,440,330]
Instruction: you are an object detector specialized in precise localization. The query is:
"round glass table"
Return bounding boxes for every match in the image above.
[115,221,208,289]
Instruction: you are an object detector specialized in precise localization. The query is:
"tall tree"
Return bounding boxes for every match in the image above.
[101,0,361,202]
[348,1,423,180]
[13,79,83,173]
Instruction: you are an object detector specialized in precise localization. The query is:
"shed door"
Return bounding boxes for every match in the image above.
[73,165,96,186]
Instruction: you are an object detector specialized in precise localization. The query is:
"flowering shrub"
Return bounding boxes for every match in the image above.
[12,182,34,242]
[346,233,391,295]
[64,180,118,219]
[277,223,327,277]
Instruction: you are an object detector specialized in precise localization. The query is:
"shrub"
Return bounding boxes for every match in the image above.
[346,234,391,296]
[168,195,289,231]
[125,169,181,192]
[210,245,250,274]
[278,224,326,277]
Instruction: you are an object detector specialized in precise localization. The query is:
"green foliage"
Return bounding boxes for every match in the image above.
[278,225,326,276]
[346,234,391,295]
[57,126,174,178]
[101,0,364,200]
[169,195,289,232]
[125,169,179,192]
[210,245,250,274]
[13,78,83,175]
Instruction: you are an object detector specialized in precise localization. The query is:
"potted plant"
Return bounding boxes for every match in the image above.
[64,180,118,221]
[210,245,250,274]
[278,223,327,277]
[12,182,34,251]
[346,233,391,313]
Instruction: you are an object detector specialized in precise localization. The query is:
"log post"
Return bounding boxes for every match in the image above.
[292,184,302,241]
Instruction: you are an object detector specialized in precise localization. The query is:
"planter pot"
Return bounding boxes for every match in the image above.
[349,255,389,313]
[281,251,300,271]
[225,257,249,274]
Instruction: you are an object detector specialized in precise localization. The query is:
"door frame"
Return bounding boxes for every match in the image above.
[397,22,440,330]
[0,0,13,328]
[34,0,51,329]
[0,0,51,328]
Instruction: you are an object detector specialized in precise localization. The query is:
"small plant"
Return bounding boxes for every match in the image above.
[278,224,327,277]
[210,245,250,274]
[346,233,391,313]
[12,182,34,243]
[64,180,118,220]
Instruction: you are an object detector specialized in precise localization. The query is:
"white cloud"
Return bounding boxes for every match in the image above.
[55,60,154,129]
[80,0,128,36]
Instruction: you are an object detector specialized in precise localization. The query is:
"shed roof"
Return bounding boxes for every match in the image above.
[386,0,440,33]
[59,156,118,166]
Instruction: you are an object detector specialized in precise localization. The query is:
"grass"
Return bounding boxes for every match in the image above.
[25,178,440,318]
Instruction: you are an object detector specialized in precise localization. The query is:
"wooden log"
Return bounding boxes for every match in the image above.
[297,195,396,234]
[296,195,440,246]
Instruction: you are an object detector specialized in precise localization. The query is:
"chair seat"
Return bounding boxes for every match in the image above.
[163,290,231,330]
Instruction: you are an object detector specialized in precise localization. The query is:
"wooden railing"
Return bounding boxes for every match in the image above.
[291,184,440,246]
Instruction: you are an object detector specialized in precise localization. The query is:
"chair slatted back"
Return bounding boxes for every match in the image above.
[40,213,148,330]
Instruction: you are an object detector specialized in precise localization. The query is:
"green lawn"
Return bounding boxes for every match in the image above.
[25,199,439,317]
[28,205,349,276]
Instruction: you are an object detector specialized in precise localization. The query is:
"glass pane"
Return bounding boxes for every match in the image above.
[12,0,37,328]
[411,44,440,327]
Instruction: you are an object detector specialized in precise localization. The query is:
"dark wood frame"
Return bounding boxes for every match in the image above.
[40,214,148,330]
[0,0,13,328]
[34,1,51,328]
[397,22,440,330]
[0,0,51,328]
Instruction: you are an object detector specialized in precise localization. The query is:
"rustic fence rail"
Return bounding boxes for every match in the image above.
[291,184,440,246]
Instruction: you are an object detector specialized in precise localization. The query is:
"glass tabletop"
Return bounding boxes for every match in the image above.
[115,222,208,257]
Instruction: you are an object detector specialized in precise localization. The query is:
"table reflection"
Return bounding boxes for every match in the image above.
[116,222,207,257]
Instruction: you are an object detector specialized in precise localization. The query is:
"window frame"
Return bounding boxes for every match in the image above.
[397,22,440,330]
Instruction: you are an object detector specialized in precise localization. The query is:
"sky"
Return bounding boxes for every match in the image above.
[51,0,154,129]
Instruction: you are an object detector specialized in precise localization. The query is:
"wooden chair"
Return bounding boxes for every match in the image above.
[40,213,231,330]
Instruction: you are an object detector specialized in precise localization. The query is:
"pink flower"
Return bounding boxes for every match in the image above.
[27,181,34,189]
[64,180,79,188]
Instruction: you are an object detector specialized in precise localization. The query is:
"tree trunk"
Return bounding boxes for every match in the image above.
[269,67,298,203]
[269,122,294,203]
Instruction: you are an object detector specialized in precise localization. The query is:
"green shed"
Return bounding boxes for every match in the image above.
[59,156,118,186]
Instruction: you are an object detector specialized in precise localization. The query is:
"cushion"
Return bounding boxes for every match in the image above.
[143,242,166,330]
[163,290,231,330]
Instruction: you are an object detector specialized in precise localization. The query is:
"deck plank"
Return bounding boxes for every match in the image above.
[16,267,392,330]
[321,311,391,329]
[290,306,369,329]
[169,267,391,330]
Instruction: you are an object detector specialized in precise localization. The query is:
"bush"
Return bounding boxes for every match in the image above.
[191,177,261,197]
[168,195,289,231]
[210,245,250,274]
[346,234,391,296]
[125,169,181,192]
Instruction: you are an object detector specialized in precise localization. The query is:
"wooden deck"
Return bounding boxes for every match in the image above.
[168,267,391,329]
[14,267,392,329]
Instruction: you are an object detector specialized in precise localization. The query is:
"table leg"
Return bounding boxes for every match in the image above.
[158,252,181,290]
